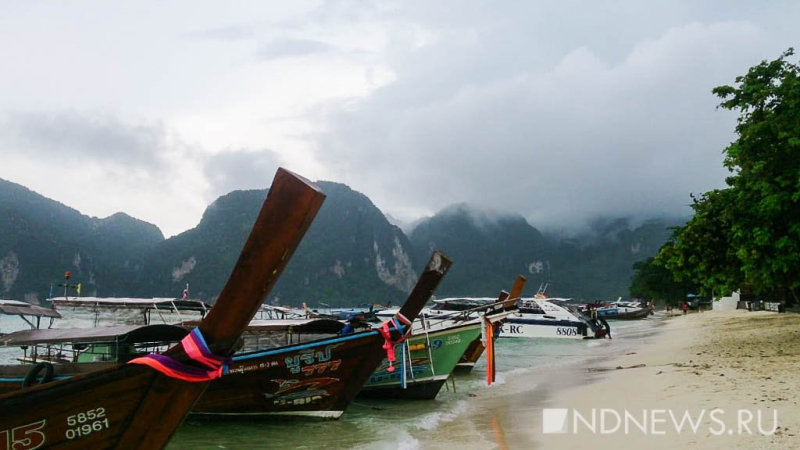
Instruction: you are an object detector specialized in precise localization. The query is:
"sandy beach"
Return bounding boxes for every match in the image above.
[535,310,799,449]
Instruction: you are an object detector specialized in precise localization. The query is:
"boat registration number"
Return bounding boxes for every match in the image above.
[65,407,110,440]
[556,327,578,336]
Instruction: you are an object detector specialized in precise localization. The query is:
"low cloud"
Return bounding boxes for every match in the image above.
[0,109,208,237]
[203,149,283,199]
[257,38,334,60]
[185,24,255,41]
[312,20,766,231]
[1,110,170,173]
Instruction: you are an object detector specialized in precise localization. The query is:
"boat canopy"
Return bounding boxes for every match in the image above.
[245,318,345,334]
[0,300,61,319]
[0,324,189,346]
[434,297,497,304]
[259,304,293,314]
[50,297,211,312]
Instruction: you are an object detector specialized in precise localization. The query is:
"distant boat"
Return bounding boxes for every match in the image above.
[49,296,210,327]
[302,303,382,323]
[588,300,652,320]
[434,297,604,339]
[0,299,61,333]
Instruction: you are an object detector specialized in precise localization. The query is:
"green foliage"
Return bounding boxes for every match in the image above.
[658,49,800,302]
[656,189,743,297]
[629,256,695,304]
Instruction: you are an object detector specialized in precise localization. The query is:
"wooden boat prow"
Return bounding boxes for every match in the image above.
[191,250,453,419]
[0,168,326,449]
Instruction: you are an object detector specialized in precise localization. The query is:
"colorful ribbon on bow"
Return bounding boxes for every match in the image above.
[376,313,412,373]
[128,328,231,382]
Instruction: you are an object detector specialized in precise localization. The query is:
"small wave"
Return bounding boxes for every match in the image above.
[412,400,469,431]
[354,429,420,450]
[586,340,609,348]
[491,366,532,386]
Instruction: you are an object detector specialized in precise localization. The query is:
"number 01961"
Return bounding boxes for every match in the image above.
[65,407,110,440]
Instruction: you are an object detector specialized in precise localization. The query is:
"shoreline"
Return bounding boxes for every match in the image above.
[404,317,666,450]
[536,310,799,449]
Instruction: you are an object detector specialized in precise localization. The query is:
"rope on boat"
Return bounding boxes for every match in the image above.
[401,341,408,389]
[128,328,232,382]
[376,313,412,373]
[483,315,496,386]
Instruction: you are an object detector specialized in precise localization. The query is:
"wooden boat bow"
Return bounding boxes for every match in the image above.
[0,168,325,449]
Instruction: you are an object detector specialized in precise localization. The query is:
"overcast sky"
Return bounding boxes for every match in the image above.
[1,1,798,237]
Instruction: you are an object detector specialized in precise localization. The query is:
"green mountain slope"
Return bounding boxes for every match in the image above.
[0,177,683,305]
[0,178,163,302]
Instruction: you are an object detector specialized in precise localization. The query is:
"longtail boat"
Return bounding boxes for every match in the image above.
[0,324,189,395]
[0,300,61,333]
[48,297,211,327]
[0,167,325,449]
[191,250,452,419]
[301,303,382,322]
[0,252,453,420]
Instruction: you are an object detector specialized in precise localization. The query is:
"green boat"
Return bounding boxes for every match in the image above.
[359,320,482,399]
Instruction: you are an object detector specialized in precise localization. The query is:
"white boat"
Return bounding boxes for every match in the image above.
[504,298,604,338]
[434,296,605,339]
[587,299,653,320]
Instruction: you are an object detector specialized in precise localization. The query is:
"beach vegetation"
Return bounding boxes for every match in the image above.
[629,256,697,305]
[657,48,800,304]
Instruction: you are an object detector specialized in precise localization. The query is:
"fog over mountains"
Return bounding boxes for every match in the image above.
[0,177,684,306]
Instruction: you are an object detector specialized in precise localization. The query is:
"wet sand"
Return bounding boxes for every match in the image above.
[406,319,660,450]
[535,310,799,449]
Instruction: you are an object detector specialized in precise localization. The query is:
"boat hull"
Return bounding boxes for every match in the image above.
[192,331,385,419]
[498,318,590,339]
[359,323,481,399]
[0,362,116,397]
[0,364,211,449]
[596,308,650,320]
[453,336,486,374]
[453,319,505,374]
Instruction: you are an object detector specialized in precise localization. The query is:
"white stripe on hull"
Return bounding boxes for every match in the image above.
[191,410,344,419]
[498,322,586,339]
[363,373,451,389]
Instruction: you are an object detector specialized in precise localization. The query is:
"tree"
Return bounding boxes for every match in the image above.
[658,49,800,302]
[629,256,696,305]
[656,189,742,297]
